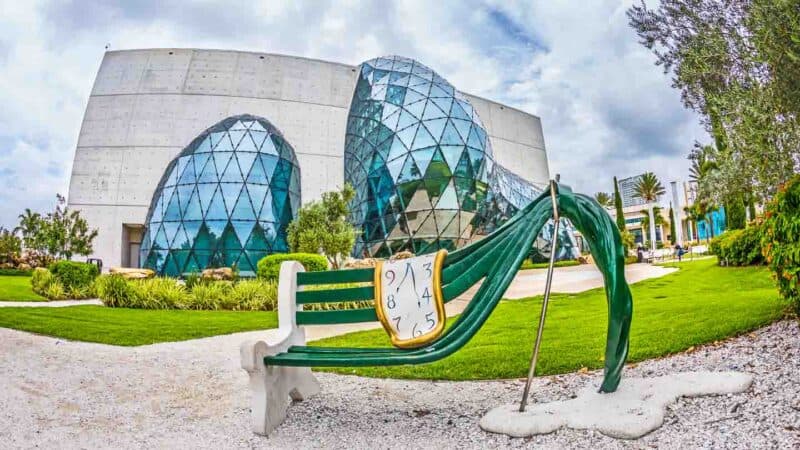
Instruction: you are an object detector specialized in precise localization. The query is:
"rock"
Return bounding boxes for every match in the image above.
[201,267,234,281]
[109,267,155,279]
[577,255,593,265]
[389,251,414,261]
[344,258,379,269]
[17,263,32,271]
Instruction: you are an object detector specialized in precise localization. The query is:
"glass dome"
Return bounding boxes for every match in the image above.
[139,114,301,276]
[344,55,494,257]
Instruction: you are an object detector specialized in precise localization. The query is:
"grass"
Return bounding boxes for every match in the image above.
[0,306,277,345]
[0,276,46,302]
[312,258,788,380]
[519,259,581,270]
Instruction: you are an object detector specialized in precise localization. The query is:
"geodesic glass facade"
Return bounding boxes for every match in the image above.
[140,114,301,276]
[344,55,495,257]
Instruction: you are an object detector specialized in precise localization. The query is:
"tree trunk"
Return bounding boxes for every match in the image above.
[648,206,657,251]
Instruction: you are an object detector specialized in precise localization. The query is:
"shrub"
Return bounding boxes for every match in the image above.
[228,279,278,311]
[185,282,232,310]
[45,281,66,300]
[257,253,328,281]
[31,268,54,294]
[49,261,99,290]
[132,278,188,309]
[710,226,764,266]
[762,176,800,314]
[95,274,134,307]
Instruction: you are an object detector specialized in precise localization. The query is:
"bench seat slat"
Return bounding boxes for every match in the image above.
[296,308,378,325]
[295,286,374,304]
[296,268,373,286]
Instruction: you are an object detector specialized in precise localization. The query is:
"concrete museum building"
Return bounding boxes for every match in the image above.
[67,49,567,275]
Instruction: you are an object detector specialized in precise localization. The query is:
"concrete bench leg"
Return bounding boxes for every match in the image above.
[241,336,320,435]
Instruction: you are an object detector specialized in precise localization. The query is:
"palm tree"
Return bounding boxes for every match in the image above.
[594,192,613,208]
[633,172,666,251]
[639,206,665,239]
[14,209,41,249]
[688,145,718,183]
[685,200,716,243]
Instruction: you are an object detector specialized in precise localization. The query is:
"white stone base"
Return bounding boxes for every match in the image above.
[480,371,753,439]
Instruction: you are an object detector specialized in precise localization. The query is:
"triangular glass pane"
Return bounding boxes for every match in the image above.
[456,100,474,119]
[184,253,200,274]
[183,185,203,221]
[431,96,453,115]
[237,152,257,178]
[247,184,269,216]
[192,153,211,176]
[231,188,255,220]
[467,126,484,148]
[153,224,169,250]
[204,188,228,220]
[213,152,234,178]
[172,250,190,275]
[441,120,464,145]
[237,132,258,153]
[250,130,268,150]
[397,154,421,183]
[421,101,446,120]
[230,220,254,247]
[196,157,218,184]
[260,154,278,178]
[451,119,472,142]
[182,220,202,246]
[220,158,243,183]
[205,220,227,242]
[404,99,426,119]
[260,136,278,156]
[220,183,243,214]
[423,118,447,141]
[245,222,269,250]
[429,84,450,98]
[250,120,266,132]
[196,184,217,215]
[163,190,181,221]
[228,129,247,149]
[194,136,213,154]
[396,123,418,149]
[450,101,470,121]
[178,159,196,185]
[396,109,418,130]
[386,136,408,162]
[163,222,181,247]
[435,182,459,209]
[259,191,275,221]
[412,146,436,175]
[213,133,234,151]
[440,145,464,171]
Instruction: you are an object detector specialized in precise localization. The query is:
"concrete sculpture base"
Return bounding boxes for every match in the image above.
[480,371,753,439]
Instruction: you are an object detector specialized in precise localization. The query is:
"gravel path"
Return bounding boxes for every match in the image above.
[1,320,798,449]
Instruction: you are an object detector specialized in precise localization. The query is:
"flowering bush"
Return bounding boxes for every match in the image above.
[761,176,800,314]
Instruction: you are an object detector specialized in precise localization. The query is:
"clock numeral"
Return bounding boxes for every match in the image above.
[385,269,396,285]
[423,261,432,278]
[412,322,423,337]
[392,316,401,331]
[386,294,396,309]
[425,312,435,330]
[421,287,431,305]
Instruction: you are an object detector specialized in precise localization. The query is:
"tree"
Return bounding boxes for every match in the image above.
[287,184,356,269]
[668,204,677,245]
[594,192,613,208]
[685,200,717,243]
[639,206,666,239]
[0,228,21,265]
[613,176,626,233]
[40,195,99,260]
[15,208,42,250]
[628,0,800,205]
[633,172,666,250]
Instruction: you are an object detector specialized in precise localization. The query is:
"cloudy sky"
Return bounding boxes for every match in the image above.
[0,0,707,229]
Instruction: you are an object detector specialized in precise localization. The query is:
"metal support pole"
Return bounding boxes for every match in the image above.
[519,179,560,412]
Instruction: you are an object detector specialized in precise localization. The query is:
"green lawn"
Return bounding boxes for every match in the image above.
[313,258,787,380]
[0,306,277,345]
[0,276,45,302]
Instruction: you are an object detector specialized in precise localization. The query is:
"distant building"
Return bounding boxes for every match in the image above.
[617,174,655,208]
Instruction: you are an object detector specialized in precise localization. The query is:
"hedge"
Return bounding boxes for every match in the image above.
[762,175,800,314]
[49,261,99,290]
[709,226,764,266]
[256,253,328,281]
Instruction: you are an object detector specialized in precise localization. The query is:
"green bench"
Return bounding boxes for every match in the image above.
[240,183,633,435]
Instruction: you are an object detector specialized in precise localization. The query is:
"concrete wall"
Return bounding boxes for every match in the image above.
[68,49,550,268]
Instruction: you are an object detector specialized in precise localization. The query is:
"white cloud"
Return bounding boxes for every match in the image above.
[0,0,707,229]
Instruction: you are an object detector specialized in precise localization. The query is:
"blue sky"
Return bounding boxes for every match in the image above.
[0,0,707,229]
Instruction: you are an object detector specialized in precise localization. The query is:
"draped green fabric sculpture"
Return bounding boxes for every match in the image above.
[267,182,633,393]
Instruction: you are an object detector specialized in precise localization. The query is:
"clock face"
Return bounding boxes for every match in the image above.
[374,250,447,348]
